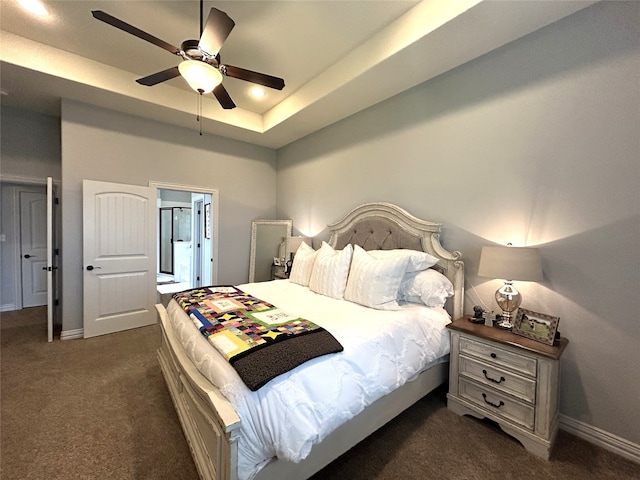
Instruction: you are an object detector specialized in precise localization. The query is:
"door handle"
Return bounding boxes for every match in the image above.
[24,254,36,259]
[86,265,102,271]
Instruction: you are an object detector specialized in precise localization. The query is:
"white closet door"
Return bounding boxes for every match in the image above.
[20,191,47,308]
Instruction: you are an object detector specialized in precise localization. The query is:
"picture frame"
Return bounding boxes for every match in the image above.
[204,203,211,239]
[273,257,281,266]
[513,308,560,345]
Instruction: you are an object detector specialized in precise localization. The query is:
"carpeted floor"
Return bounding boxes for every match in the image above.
[1,307,638,480]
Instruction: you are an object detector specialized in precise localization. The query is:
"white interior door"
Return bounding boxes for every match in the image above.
[83,180,156,338]
[20,190,47,307]
[193,199,203,288]
[46,177,59,342]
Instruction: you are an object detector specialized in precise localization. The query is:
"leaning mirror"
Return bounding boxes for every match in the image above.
[249,220,292,283]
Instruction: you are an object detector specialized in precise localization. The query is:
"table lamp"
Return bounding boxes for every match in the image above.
[477,244,543,329]
[285,236,311,274]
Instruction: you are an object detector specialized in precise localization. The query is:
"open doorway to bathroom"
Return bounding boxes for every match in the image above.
[155,186,216,301]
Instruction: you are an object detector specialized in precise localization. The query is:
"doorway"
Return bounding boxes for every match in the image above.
[0,178,60,341]
[154,185,217,298]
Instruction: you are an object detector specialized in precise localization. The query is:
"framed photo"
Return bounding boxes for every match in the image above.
[204,203,211,239]
[513,308,560,345]
[273,257,281,266]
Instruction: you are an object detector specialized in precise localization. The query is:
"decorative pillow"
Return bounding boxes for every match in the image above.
[399,268,454,307]
[344,245,410,310]
[288,241,317,287]
[308,242,353,299]
[368,249,439,272]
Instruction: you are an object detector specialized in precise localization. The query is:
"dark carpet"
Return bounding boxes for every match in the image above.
[1,307,637,480]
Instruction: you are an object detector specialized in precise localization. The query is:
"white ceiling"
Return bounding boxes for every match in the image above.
[0,0,596,149]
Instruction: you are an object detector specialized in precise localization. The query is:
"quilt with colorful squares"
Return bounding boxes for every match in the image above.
[172,286,343,391]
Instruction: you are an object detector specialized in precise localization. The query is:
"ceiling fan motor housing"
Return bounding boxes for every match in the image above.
[182,40,202,58]
[181,40,221,68]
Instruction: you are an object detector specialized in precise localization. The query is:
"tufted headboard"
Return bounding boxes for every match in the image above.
[328,202,464,319]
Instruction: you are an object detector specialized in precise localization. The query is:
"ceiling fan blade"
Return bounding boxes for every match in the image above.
[212,84,236,110]
[198,8,235,56]
[222,65,285,90]
[136,66,181,86]
[92,10,180,55]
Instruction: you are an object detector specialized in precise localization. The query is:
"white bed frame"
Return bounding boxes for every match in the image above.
[156,202,464,480]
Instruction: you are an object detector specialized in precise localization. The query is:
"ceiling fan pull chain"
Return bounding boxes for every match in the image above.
[195,92,200,123]
[198,92,203,136]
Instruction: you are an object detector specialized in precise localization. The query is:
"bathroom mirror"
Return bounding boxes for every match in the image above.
[249,220,292,282]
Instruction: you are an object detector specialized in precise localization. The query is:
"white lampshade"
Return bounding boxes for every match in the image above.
[178,60,222,94]
[477,246,542,282]
[285,236,311,258]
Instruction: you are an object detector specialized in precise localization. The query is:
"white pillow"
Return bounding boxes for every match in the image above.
[308,242,353,299]
[399,268,454,307]
[344,245,409,310]
[288,241,317,286]
[368,249,439,272]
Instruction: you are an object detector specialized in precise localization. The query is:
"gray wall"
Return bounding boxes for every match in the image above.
[0,106,61,311]
[61,100,277,333]
[276,2,639,446]
[0,105,61,180]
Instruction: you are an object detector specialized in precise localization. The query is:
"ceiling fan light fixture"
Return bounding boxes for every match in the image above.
[18,0,49,17]
[178,60,222,94]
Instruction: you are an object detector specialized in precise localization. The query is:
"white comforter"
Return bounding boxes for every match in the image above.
[166,280,451,480]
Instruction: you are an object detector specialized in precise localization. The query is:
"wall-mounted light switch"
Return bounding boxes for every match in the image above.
[0,234,6,242]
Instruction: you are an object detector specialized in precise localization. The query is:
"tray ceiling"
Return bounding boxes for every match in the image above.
[0,0,596,148]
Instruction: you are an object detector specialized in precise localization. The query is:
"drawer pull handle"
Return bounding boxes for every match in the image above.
[483,369,505,384]
[490,353,497,358]
[482,393,504,409]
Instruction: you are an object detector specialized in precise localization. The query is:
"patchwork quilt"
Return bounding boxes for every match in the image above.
[173,286,344,391]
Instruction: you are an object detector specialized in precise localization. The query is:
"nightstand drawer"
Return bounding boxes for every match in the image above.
[459,378,535,430]
[459,355,536,404]
[460,337,537,377]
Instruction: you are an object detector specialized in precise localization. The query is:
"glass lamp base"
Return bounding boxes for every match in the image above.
[495,281,521,330]
[496,318,514,330]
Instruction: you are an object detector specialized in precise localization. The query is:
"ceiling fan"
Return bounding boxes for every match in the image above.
[91,1,285,110]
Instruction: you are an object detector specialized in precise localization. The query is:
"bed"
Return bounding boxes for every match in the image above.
[156,202,464,480]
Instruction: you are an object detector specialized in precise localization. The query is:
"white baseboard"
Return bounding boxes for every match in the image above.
[60,328,83,340]
[1,303,17,312]
[560,415,640,464]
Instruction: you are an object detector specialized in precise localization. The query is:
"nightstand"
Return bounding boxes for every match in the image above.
[446,316,568,459]
[270,264,288,280]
